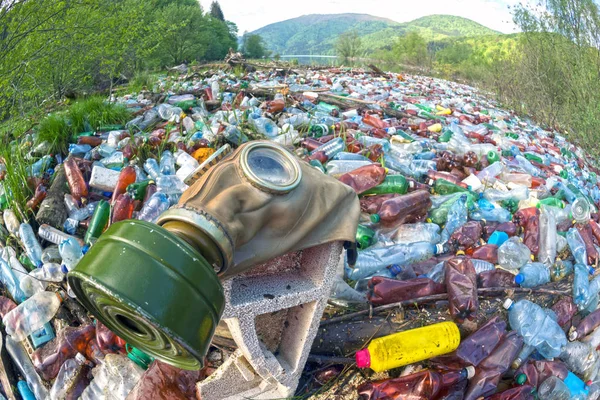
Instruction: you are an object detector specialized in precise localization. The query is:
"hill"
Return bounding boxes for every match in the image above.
[250,13,501,55]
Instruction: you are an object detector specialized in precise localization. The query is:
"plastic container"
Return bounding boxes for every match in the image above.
[355,321,460,372]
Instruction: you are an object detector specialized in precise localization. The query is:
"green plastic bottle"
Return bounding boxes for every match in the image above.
[362,175,409,195]
[98,124,124,131]
[439,129,453,143]
[505,132,519,139]
[524,153,544,164]
[127,180,154,201]
[430,193,476,225]
[85,200,110,244]
[538,197,565,209]
[356,224,376,250]
[487,150,500,164]
[174,100,197,111]
[393,130,416,143]
[431,179,469,195]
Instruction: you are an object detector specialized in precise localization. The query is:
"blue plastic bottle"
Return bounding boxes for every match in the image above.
[515,262,551,288]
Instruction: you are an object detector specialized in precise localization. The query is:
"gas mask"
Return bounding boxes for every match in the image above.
[68,141,359,370]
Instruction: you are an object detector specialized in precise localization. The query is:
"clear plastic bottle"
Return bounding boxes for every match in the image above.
[377,222,441,245]
[59,238,83,273]
[537,375,571,400]
[18,223,43,268]
[484,186,529,202]
[515,263,551,287]
[498,237,532,270]
[441,195,468,243]
[574,263,595,311]
[5,335,49,400]
[472,259,495,274]
[0,257,26,303]
[159,150,176,176]
[143,158,161,180]
[470,205,512,223]
[568,228,589,267]
[539,206,557,266]
[49,353,89,400]
[348,242,444,280]
[137,193,170,223]
[156,175,187,196]
[572,197,591,224]
[38,224,80,246]
[3,290,64,341]
[503,299,567,359]
[80,354,144,400]
[559,341,599,382]
[310,137,345,160]
[251,117,279,138]
[3,209,20,236]
[329,276,367,305]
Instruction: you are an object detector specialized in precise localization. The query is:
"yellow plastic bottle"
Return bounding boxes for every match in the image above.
[355,321,460,372]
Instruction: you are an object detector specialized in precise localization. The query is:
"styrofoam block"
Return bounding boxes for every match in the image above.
[89,165,120,192]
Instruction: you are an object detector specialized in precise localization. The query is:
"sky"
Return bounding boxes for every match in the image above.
[200,0,521,34]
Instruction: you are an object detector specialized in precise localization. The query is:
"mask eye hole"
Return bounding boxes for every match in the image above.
[241,142,301,193]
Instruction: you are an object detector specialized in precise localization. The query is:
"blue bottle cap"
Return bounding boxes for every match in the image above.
[515,274,524,285]
[389,264,403,275]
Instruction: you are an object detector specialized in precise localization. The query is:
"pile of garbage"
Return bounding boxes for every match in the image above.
[1,63,600,399]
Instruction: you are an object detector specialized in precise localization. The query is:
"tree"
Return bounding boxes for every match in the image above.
[395,31,428,66]
[335,30,362,59]
[210,1,225,21]
[242,33,268,59]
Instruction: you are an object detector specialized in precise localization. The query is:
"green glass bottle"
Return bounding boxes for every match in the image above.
[85,200,110,244]
[431,179,469,195]
[98,124,124,131]
[174,100,197,111]
[356,224,376,250]
[127,180,154,201]
[362,175,409,196]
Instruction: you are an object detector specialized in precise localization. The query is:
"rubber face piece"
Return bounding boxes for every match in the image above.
[68,220,224,370]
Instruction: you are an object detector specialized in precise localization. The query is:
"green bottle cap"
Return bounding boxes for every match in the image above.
[516,373,527,385]
[370,214,380,223]
[127,343,155,369]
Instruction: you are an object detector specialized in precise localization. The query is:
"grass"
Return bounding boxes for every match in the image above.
[0,141,34,221]
[129,70,154,93]
[37,114,71,155]
[68,97,131,134]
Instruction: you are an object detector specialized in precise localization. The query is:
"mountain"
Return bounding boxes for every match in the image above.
[250,14,501,56]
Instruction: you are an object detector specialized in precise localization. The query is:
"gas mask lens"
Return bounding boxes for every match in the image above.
[241,142,301,193]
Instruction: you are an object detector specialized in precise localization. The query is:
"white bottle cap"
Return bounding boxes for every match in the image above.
[75,353,86,363]
[465,365,476,379]
[502,298,513,310]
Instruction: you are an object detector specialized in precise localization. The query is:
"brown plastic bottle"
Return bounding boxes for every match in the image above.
[456,316,506,366]
[367,277,446,306]
[571,308,600,341]
[485,385,536,400]
[111,193,135,223]
[0,296,17,318]
[483,221,518,241]
[478,269,518,288]
[449,221,483,251]
[551,297,577,328]
[427,171,468,188]
[523,214,540,256]
[513,207,538,227]
[462,151,479,167]
[577,223,599,265]
[357,368,473,400]
[126,360,204,400]
[464,331,524,400]
[373,190,431,226]
[33,325,96,381]
[444,257,478,322]
[338,164,386,194]
[514,360,568,389]
[470,244,499,264]
[360,194,398,214]
[96,320,126,354]
[589,220,600,244]
[111,166,136,205]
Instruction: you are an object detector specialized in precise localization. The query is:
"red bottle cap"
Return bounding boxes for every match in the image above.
[355,349,371,368]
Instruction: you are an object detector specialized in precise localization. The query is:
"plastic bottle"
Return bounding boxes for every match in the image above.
[371,190,431,225]
[330,276,367,305]
[537,375,571,400]
[484,186,530,202]
[338,164,386,194]
[5,335,49,400]
[64,157,88,203]
[441,194,468,243]
[143,158,161,180]
[349,242,444,280]
[156,175,187,196]
[85,200,110,243]
[539,206,557,266]
[3,209,20,236]
[445,257,478,322]
[430,178,469,195]
[3,290,64,341]
[503,299,567,359]
[488,230,509,246]
[362,174,410,195]
[570,308,600,341]
[456,315,506,366]
[470,205,512,223]
[367,276,446,305]
[159,150,176,176]
[572,197,591,224]
[112,193,135,223]
[577,223,599,265]
[111,166,136,205]
[18,223,43,268]
[355,321,460,372]
[0,257,26,303]
[357,367,474,399]
[551,259,574,282]
[80,354,144,400]
[498,237,532,270]
[49,353,90,400]
[137,192,170,223]
[559,341,599,382]
[59,238,83,273]
[568,228,589,267]
[515,262,551,287]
